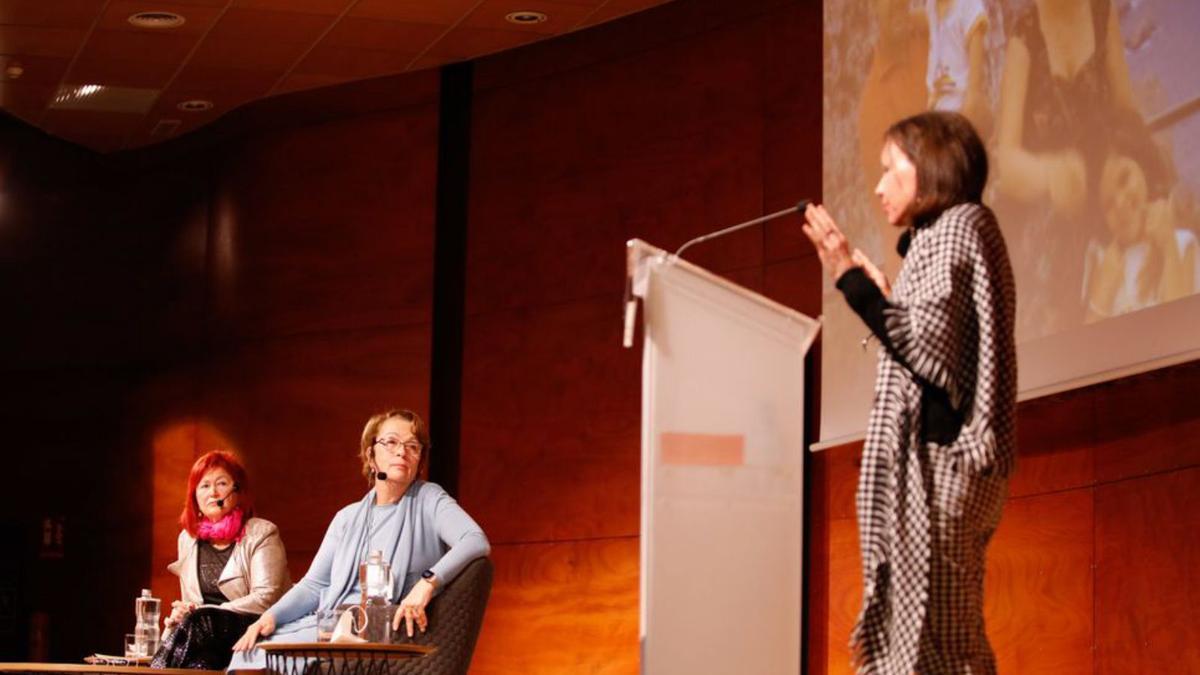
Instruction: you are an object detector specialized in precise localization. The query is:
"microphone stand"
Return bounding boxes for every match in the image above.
[623,199,811,347]
[673,199,810,259]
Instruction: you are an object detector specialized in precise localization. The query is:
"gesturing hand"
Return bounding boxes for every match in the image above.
[852,249,892,297]
[800,203,856,280]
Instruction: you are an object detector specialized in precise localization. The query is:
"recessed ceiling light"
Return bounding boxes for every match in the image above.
[128,11,186,29]
[177,99,213,112]
[505,11,548,24]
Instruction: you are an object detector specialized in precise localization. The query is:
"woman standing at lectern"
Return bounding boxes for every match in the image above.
[802,111,1016,674]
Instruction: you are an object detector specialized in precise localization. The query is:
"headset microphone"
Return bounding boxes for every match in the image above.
[216,498,225,508]
[376,471,388,481]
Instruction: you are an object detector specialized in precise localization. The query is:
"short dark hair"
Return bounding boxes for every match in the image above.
[885,111,988,226]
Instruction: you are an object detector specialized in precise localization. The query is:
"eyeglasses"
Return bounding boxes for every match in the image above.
[374,437,422,455]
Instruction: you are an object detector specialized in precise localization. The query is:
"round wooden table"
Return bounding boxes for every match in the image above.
[257,642,435,675]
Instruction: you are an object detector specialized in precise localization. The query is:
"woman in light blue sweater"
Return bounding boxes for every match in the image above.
[230,408,490,666]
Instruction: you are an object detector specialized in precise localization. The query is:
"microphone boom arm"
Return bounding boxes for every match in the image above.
[673,199,810,259]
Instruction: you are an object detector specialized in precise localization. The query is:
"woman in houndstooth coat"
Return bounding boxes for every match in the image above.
[803,111,1017,674]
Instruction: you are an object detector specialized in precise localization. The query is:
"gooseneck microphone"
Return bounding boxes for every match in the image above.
[673,199,812,259]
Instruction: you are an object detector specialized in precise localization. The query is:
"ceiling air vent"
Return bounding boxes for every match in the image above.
[128,11,186,29]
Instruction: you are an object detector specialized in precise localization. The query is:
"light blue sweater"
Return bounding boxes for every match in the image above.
[229,481,488,669]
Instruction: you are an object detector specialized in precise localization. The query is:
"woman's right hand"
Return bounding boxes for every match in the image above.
[164,600,195,630]
[232,613,276,652]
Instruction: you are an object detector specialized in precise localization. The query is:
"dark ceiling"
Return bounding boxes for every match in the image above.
[0,0,672,152]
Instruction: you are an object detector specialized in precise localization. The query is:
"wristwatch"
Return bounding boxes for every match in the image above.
[421,569,438,588]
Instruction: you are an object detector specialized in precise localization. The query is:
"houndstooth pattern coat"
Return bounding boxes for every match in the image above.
[851,202,1017,674]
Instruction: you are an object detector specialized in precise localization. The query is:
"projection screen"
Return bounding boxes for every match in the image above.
[820,0,1200,444]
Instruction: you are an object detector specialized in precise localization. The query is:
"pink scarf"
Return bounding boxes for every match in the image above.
[197,507,245,542]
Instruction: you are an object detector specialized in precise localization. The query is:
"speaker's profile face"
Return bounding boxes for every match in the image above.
[196,467,238,521]
[875,140,918,226]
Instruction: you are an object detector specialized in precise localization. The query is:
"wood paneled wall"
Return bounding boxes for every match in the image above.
[137,103,445,603]
[461,0,822,671]
[0,77,442,659]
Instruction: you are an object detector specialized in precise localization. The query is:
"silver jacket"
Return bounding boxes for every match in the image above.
[168,516,292,615]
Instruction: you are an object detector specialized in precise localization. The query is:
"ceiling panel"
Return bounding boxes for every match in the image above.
[293,44,418,80]
[349,0,481,24]
[461,0,601,34]
[233,0,352,15]
[406,53,455,72]
[426,26,541,60]
[0,54,71,86]
[97,0,225,36]
[188,36,311,71]
[68,58,178,89]
[1,0,680,151]
[206,7,335,43]
[0,0,106,29]
[320,17,446,52]
[148,0,228,6]
[76,28,200,64]
[172,64,280,92]
[0,25,87,58]
[275,71,345,95]
[578,0,673,28]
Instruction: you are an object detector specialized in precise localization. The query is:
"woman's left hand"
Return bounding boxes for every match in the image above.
[392,580,435,637]
[800,203,856,280]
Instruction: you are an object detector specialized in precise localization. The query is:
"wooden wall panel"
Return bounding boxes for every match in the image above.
[1091,361,1200,483]
[459,297,641,544]
[210,108,439,341]
[1009,392,1094,498]
[465,19,767,317]
[471,538,640,675]
[761,0,823,222]
[986,491,1094,674]
[825,515,861,675]
[463,3,824,672]
[1095,467,1200,675]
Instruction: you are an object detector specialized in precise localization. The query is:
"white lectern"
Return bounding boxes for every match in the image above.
[624,239,820,675]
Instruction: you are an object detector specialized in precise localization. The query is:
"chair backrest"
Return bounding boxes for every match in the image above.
[390,556,493,675]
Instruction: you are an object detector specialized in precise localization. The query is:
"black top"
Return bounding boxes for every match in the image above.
[837,267,962,445]
[197,540,234,605]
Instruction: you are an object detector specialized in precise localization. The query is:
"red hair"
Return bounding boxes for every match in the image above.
[179,451,255,538]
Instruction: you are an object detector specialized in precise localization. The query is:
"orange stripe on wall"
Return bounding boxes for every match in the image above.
[660,432,745,466]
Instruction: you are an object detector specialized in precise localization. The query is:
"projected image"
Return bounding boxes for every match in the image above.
[821,0,1200,440]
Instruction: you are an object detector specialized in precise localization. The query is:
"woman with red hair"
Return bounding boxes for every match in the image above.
[152,451,291,669]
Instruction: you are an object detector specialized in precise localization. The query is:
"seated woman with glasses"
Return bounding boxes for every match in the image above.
[231,408,490,664]
[153,451,291,670]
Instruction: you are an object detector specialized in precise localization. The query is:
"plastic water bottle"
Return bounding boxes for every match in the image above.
[134,589,161,657]
[359,550,393,604]
[358,551,394,642]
